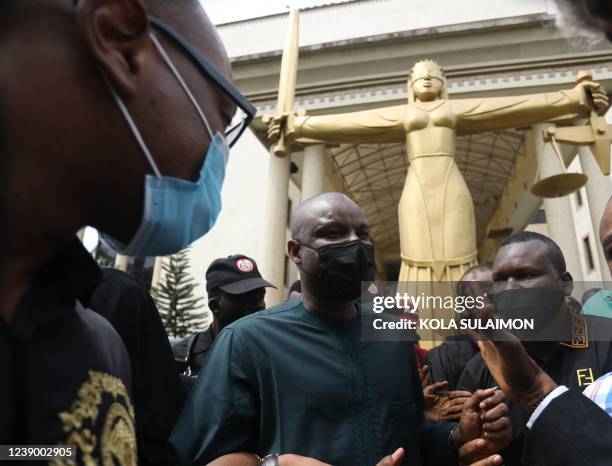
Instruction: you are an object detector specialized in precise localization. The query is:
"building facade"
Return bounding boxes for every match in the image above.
[156,0,612,321]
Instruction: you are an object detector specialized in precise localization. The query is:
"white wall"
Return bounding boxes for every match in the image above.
[186,129,271,320]
[568,157,604,282]
[218,0,551,58]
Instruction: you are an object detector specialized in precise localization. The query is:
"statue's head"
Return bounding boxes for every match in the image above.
[408,60,448,103]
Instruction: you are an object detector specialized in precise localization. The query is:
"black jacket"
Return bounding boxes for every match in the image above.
[457,314,612,466]
[86,268,186,466]
[0,240,135,464]
[424,336,479,389]
[525,389,612,466]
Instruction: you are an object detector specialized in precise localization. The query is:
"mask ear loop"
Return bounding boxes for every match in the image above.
[149,32,214,140]
[104,75,163,179]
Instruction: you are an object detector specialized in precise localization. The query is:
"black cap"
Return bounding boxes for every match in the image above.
[206,254,276,295]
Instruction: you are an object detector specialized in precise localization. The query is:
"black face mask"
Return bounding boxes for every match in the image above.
[491,286,567,341]
[301,239,376,301]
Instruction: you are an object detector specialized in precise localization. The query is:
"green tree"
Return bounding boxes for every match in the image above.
[151,249,206,338]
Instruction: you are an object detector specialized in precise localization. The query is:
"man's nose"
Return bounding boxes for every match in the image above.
[505,277,522,290]
[346,231,361,242]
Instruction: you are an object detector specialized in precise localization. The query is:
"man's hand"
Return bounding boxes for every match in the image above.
[278,454,331,465]
[459,441,504,466]
[376,448,404,466]
[421,365,472,422]
[474,332,558,414]
[438,391,473,422]
[453,388,512,463]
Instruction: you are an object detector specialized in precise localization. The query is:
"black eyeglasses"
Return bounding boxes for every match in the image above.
[148,16,257,148]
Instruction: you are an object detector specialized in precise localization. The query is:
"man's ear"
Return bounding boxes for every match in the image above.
[208,296,218,313]
[76,0,150,96]
[287,239,302,265]
[561,271,574,296]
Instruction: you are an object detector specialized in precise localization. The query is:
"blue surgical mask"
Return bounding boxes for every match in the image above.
[103,32,229,257]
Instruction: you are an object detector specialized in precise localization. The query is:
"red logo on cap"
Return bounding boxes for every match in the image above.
[236,258,254,272]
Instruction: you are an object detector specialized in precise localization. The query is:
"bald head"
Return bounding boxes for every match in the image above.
[290,193,366,243]
[288,192,374,309]
[145,0,232,78]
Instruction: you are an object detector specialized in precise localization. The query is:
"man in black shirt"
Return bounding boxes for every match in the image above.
[172,255,275,377]
[87,268,186,465]
[457,231,612,465]
[0,0,251,463]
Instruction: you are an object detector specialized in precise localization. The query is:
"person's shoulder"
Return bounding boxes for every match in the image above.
[585,313,612,328]
[76,301,123,336]
[73,302,131,373]
[97,267,146,296]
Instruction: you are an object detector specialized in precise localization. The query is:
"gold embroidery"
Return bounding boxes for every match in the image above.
[560,303,589,349]
[577,368,596,387]
[50,370,137,466]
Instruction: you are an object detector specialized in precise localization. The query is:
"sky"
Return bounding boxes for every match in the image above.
[201,0,351,24]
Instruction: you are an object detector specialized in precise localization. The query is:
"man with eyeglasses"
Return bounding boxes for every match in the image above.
[0,0,254,464]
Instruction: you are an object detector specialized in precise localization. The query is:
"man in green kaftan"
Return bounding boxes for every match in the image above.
[170,193,511,466]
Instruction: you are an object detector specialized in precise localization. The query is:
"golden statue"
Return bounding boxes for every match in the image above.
[268,59,608,283]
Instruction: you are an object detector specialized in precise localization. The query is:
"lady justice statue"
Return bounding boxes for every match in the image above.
[267,59,608,283]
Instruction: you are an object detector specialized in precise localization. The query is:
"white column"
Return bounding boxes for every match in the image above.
[260,151,291,306]
[301,144,327,200]
[533,123,584,281]
[151,257,164,289]
[578,145,612,280]
[114,254,129,272]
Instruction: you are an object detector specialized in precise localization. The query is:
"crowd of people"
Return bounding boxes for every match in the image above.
[2,0,612,465]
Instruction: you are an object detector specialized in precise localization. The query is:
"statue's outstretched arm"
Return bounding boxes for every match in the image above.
[455,79,606,135]
[293,105,407,144]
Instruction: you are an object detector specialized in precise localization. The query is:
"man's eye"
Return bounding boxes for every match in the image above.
[322,230,341,237]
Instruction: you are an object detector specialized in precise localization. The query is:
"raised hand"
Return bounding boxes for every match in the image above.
[474,332,557,413]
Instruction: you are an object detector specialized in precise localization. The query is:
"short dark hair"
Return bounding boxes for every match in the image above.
[456,263,493,296]
[459,263,492,281]
[499,231,566,275]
